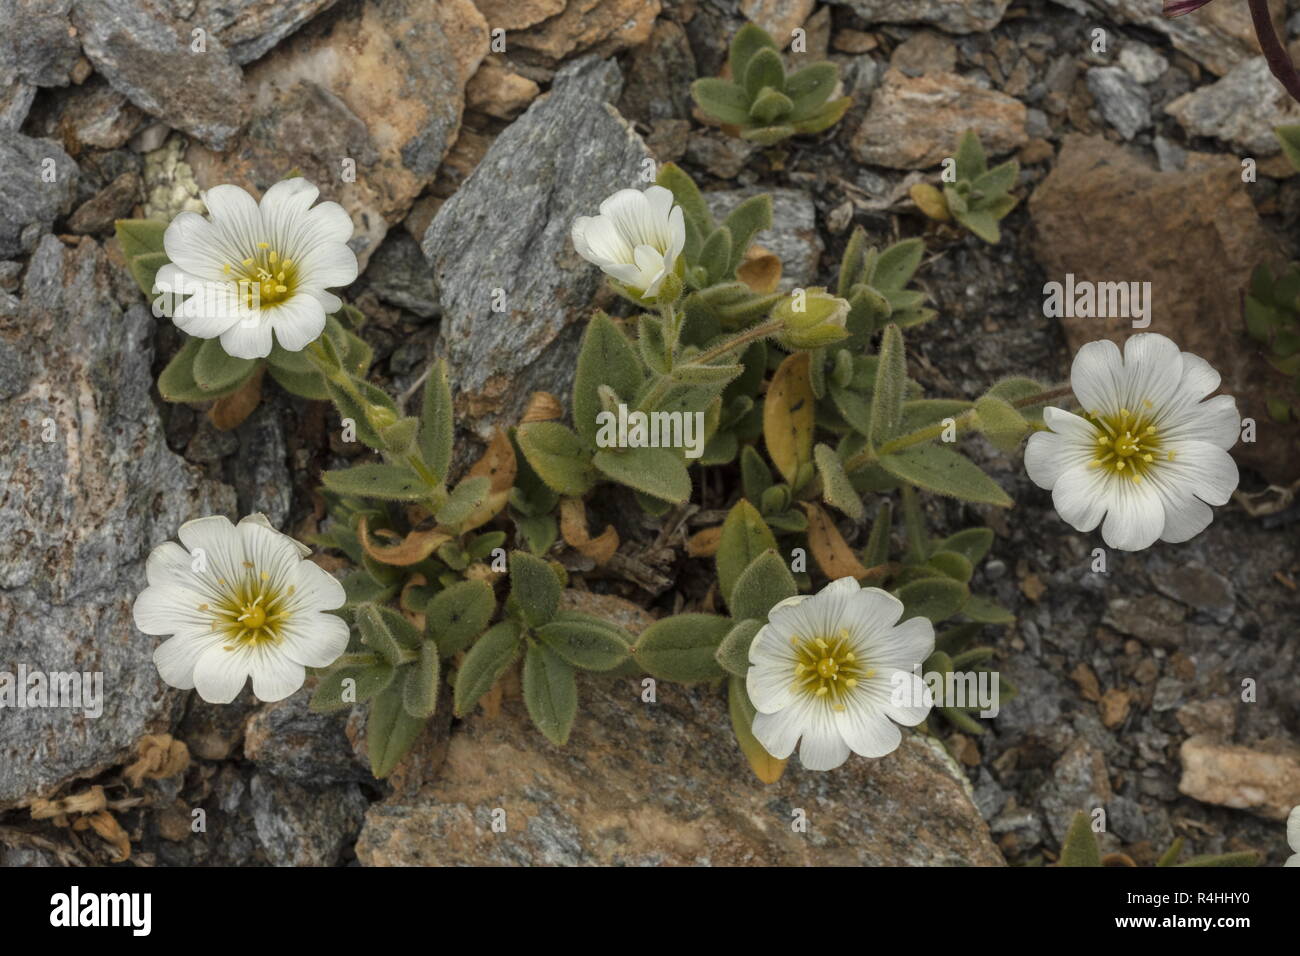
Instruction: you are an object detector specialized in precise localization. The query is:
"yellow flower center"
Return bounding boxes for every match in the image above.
[224,242,297,308]
[1086,405,1172,484]
[791,629,874,711]
[198,564,296,649]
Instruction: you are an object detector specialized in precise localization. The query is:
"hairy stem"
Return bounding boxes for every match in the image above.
[844,383,1074,473]
[638,318,783,411]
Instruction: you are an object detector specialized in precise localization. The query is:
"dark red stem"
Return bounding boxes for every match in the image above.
[1249,0,1300,105]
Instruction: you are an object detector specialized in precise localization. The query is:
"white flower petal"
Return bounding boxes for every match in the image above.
[285,559,347,614]
[1160,439,1239,506]
[1051,464,1110,533]
[746,655,796,713]
[203,183,265,258]
[835,695,904,758]
[248,645,307,702]
[1099,480,1165,551]
[267,293,327,352]
[1156,492,1213,544]
[1070,338,1124,415]
[296,240,358,290]
[751,701,807,760]
[153,629,226,690]
[219,317,275,359]
[162,212,234,283]
[276,612,350,669]
[192,643,254,704]
[176,515,244,587]
[304,200,355,246]
[863,613,934,673]
[1288,806,1300,854]
[133,582,214,636]
[796,707,852,771]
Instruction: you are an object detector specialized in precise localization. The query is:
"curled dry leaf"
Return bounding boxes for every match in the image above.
[400,573,429,630]
[559,496,619,564]
[460,428,517,532]
[77,810,132,863]
[522,391,565,423]
[358,515,452,567]
[764,351,815,487]
[209,365,265,431]
[30,786,108,821]
[123,733,190,788]
[800,501,870,580]
[737,244,782,295]
[685,525,722,558]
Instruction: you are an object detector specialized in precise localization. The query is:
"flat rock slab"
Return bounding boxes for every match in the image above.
[72,0,247,149]
[1028,134,1297,483]
[853,69,1027,170]
[0,134,77,259]
[0,236,234,807]
[1178,735,1300,820]
[355,674,1002,866]
[186,0,488,269]
[423,56,653,438]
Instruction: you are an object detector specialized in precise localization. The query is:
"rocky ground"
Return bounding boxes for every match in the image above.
[1,0,1298,866]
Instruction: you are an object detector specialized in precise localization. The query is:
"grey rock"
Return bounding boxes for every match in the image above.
[1048,0,1279,77]
[28,78,149,151]
[1118,42,1169,85]
[1166,56,1300,156]
[705,187,824,291]
[67,171,141,236]
[1153,134,1188,172]
[0,135,78,259]
[72,0,246,149]
[825,0,1010,33]
[243,692,369,786]
[1,82,36,131]
[0,235,235,808]
[1038,738,1113,845]
[234,404,290,528]
[1150,563,1235,623]
[365,233,439,319]
[685,129,758,179]
[0,0,81,88]
[194,0,341,65]
[423,56,653,438]
[618,18,696,124]
[1086,66,1150,140]
[248,774,368,866]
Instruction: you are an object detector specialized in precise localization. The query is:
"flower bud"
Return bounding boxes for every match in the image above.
[773,288,850,349]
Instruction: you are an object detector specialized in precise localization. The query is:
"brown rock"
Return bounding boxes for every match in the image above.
[1029,134,1298,483]
[1178,735,1300,819]
[473,0,565,30]
[67,172,141,236]
[852,69,1027,169]
[833,29,879,54]
[185,0,489,268]
[1175,698,1238,738]
[466,58,541,120]
[890,30,957,77]
[354,675,1003,865]
[1098,688,1131,728]
[501,0,661,63]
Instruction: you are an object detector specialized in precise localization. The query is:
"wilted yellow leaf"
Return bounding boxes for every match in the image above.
[559,497,619,564]
[459,428,517,532]
[764,351,814,487]
[358,516,452,567]
[800,502,869,580]
[208,366,264,431]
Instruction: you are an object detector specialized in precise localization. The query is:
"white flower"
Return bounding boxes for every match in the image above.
[746,577,934,771]
[1025,333,1240,552]
[571,185,685,299]
[133,513,349,704]
[1287,806,1300,867]
[158,178,358,360]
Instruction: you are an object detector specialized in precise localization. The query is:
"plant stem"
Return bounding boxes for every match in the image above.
[1249,0,1300,104]
[843,383,1074,473]
[638,318,783,411]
